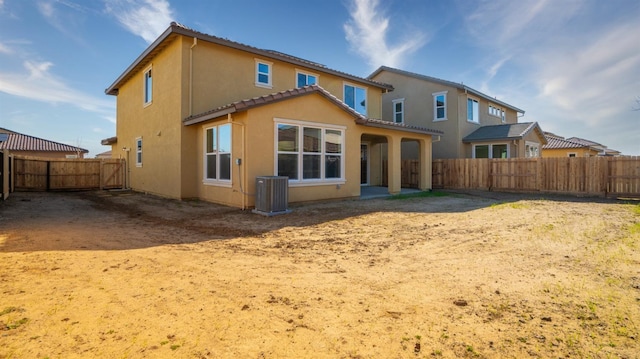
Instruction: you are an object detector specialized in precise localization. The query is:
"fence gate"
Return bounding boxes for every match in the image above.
[13,156,125,191]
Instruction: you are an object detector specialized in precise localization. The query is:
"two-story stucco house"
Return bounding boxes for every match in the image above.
[103,23,441,208]
[369,66,546,160]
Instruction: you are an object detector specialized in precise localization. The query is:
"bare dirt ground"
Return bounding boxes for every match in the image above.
[1,189,639,359]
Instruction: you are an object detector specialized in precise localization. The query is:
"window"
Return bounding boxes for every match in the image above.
[276,120,344,183]
[344,83,367,115]
[568,153,577,158]
[467,98,479,123]
[392,98,404,123]
[255,60,272,88]
[296,71,317,87]
[433,91,447,121]
[489,104,506,123]
[473,143,509,158]
[135,137,142,167]
[204,124,232,182]
[525,142,539,158]
[143,67,152,105]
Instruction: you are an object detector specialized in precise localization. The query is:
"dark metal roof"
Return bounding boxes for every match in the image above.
[369,66,525,114]
[106,22,393,96]
[462,122,545,143]
[0,128,88,153]
[184,85,443,136]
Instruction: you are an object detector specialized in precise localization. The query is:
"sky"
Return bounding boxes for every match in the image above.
[1,0,639,157]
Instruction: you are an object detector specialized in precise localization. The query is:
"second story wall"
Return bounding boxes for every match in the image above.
[188,35,384,119]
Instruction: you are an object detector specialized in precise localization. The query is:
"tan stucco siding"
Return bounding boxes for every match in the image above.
[542,148,599,157]
[187,36,383,119]
[115,38,184,199]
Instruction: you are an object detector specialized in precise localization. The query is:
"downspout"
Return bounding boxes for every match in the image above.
[189,37,197,117]
[228,114,248,210]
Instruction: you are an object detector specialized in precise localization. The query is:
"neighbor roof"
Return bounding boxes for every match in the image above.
[106,22,393,96]
[462,122,546,143]
[184,85,443,136]
[0,128,88,153]
[369,66,525,114]
[542,132,586,150]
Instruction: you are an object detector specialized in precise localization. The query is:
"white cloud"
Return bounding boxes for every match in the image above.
[105,0,174,43]
[0,42,12,54]
[344,0,426,70]
[0,60,114,114]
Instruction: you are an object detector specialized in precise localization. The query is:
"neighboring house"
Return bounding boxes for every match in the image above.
[0,128,88,158]
[95,150,112,159]
[542,132,620,157]
[103,23,441,208]
[368,66,547,159]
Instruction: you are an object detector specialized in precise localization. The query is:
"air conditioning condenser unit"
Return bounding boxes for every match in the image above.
[252,176,291,216]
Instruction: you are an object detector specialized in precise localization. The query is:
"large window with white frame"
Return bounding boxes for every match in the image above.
[392,98,404,123]
[143,66,152,106]
[276,120,344,183]
[433,91,447,121]
[204,124,232,183]
[467,98,479,123]
[344,83,367,115]
[255,59,272,88]
[473,143,509,158]
[296,70,318,87]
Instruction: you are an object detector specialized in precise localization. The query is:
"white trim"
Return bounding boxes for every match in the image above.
[295,69,319,87]
[489,103,506,123]
[203,123,232,183]
[392,98,404,124]
[274,118,346,183]
[343,81,367,116]
[525,141,540,158]
[432,91,447,122]
[135,137,143,167]
[467,97,480,124]
[143,65,153,107]
[472,143,510,159]
[255,59,273,89]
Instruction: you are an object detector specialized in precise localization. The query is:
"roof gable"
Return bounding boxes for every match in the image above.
[369,66,525,114]
[462,122,546,143]
[106,22,393,96]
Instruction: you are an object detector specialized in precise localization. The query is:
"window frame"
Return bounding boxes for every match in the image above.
[467,97,480,123]
[525,141,540,158]
[489,104,506,123]
[392,98,404,124]
[472,143,510,159]
[135,137,143,167]
[343,82,367,116]
[295,69,318,88]
[255,59,273,89]
[274,118,346,186]
[143,65,152,107]
[433,91,447,121]
[203,123,232,186]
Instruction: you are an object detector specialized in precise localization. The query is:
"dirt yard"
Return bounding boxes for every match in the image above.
[1,190,638,358]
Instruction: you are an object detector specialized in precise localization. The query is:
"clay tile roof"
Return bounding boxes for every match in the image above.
[183,85,443,136]
[0,128,88,153]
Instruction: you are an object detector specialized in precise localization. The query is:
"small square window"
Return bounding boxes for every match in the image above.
[256,60,272,88]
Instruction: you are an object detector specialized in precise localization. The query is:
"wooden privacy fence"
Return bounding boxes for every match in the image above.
[13,156,125,191]
[432,157,640,197]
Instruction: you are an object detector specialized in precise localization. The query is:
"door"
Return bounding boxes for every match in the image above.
[360,143,369,185]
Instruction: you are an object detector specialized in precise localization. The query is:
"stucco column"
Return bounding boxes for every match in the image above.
[419,138,432,191]
[387,135,402,195]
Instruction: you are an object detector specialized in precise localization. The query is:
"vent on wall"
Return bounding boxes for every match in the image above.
[252,176,291,216]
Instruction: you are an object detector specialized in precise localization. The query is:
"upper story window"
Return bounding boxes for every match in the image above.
[204,124,232,182]
[392,98,404,123]
[433,91,447,121]
[489,104,506,123]
[276,120,344,183]
[296,71,317,87]
[135,137,143,167]
[467,98,479,123]
[255,60,272,88]
[344,83,367,115]
[143,66,152,106]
